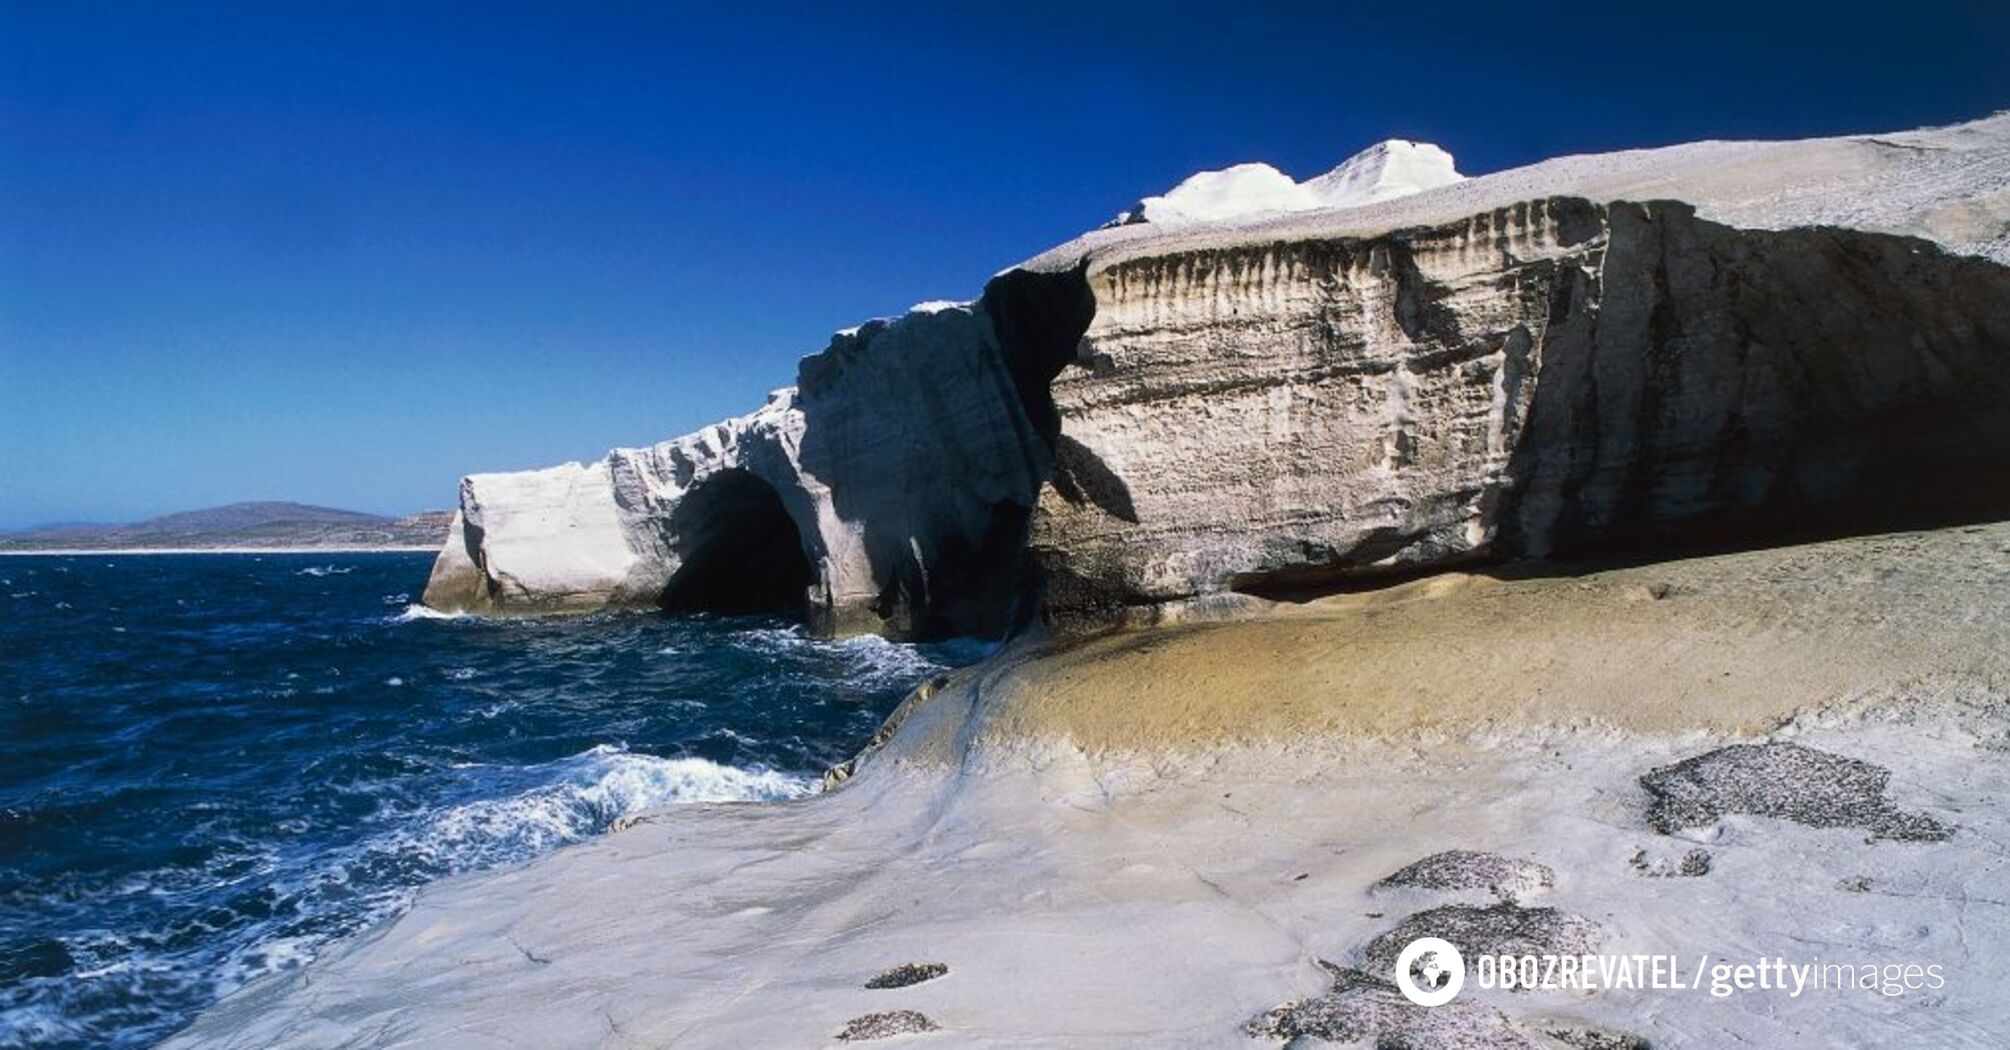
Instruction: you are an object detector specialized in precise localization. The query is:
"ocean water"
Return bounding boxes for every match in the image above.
[0,553,987,1050]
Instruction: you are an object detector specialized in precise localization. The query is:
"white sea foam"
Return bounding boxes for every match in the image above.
[389,603,465,623]
[376,746,813,871]
[121,747,820,1020]
[736,624,954,687]
[296,565,355,577]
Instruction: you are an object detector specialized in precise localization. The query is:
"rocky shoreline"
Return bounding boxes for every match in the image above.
[168,112,2010,1047]
[420,113,2010,642]
[167,522,2010,1047]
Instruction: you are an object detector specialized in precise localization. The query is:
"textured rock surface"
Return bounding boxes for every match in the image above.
[1246,966,1533,1048]
[426,113,2010,633]
[423,294,1080,638]
[834,1010,939,1041]
[1034,111,2010,270]
[1362,904,1604,977]
[1640,742,1954,842]
[1629,847,1712,878]
[1379,851,1555,901]
[864,962,948,990]
[178,525,2010,1049]
[1033,196,2010,616]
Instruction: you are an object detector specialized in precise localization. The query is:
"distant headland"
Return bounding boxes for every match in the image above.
[0,501,453,553]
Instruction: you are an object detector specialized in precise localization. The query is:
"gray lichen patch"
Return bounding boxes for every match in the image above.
[865,962,948,989]
[1245,966,1535,1048]
[1364,903,1605,977]
[1640,742,1952,842]
[1542,1024,1652,1049]
[1379,850,1556,901]
[1629,847,1712,878]
[835,1010,940,1041]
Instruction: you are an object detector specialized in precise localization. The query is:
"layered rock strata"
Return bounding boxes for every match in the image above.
[425,114,2010,634]
[1033,197,2010,616]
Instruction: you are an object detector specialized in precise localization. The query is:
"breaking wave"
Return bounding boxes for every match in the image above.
[389,602,466,622]
[0,746,813,1050]
[737,623,992,690]
[379,746,814,871]
[0,553,981,1050]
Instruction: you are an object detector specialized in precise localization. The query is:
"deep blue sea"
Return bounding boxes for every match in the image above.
[0,552,985,1050]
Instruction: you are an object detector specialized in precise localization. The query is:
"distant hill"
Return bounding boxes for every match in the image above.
[0,502,453,551]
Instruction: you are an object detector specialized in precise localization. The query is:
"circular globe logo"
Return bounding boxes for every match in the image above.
[1394,937,1465,1007]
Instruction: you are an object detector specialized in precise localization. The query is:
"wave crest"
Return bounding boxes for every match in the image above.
[388,603,466,623]
[376,746,813,872]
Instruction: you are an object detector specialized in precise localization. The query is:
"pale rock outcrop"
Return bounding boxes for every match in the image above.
[427,112,2010,634]
[1050,111,2010,267]
[424,391,801,615]
[1107,139,1463,227]
[424,298,1077,638]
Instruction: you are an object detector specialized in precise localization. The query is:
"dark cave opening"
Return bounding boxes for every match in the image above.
[658,470,815,618]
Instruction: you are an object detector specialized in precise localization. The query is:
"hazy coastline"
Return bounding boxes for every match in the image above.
[0,547,440,556]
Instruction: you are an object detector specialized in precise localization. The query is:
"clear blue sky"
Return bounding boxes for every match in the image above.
[3,1,2006,527]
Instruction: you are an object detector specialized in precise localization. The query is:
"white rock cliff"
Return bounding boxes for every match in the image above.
[425,114,2010,635]
[425,298,1074,637]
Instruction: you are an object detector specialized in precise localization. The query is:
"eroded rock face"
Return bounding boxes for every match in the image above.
[1032,197,2010,617]
[425,115,2010,636]
[423,298,1077,639]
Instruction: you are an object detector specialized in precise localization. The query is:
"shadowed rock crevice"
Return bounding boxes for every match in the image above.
[1501,205,2010,564]
[981,260,1100,450]
[1047,435,1138,523]
[657,469,814,617]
